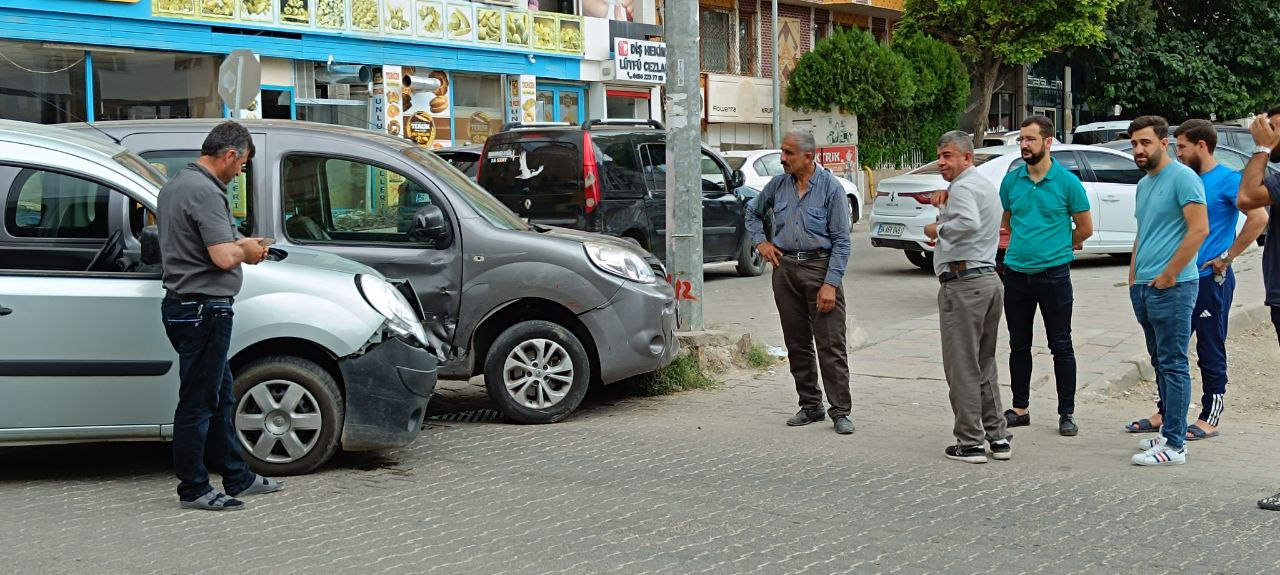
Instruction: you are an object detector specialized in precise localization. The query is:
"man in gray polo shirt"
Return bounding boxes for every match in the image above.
[158,121,280,511]
[925,131,1010,464]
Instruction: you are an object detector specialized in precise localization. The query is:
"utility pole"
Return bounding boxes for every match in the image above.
[663,0,704,331]
[771,0,780,148]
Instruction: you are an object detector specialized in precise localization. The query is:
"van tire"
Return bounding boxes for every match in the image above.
[233,356,344,476]
[736,234,767,277]
[484,320,591,424]
[906,250,933,270]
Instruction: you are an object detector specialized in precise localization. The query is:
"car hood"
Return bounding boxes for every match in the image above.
[877,174,947,194]
[543,225,646,252]
[269,245,383,279]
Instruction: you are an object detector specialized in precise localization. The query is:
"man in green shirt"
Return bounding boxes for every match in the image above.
[998,115,1094,437]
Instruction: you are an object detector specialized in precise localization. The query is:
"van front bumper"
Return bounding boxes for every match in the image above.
[337,336,438,451]
[579,279,679,384]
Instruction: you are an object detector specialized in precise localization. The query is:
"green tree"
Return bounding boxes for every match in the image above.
[786,29,968,167]
[1072,0,1280,122]
[786,28,916,118]
[901,0,1121,144]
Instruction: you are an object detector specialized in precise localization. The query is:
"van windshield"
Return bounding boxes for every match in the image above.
[402,147,528,231]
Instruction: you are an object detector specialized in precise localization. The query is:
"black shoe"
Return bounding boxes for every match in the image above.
[1059,414,1079,436]
[988,438,1011,461]
[1004,409,1030,428]
[834,416,855,435]
[944,444,988,464]
[786,409,825,427]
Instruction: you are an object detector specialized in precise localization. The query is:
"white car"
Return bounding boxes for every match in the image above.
[721,150,864,224]
[868,143,1247,270]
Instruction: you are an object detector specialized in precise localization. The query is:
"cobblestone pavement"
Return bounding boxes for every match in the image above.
[4,364,1280,574]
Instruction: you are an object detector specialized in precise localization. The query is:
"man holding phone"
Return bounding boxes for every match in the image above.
[158,121,281,511]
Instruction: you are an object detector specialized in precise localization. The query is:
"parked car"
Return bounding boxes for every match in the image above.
[868,143,1243,270]
[74,119,679,424]
[1098,139,1274,246]
[433,144,482,180]
[981,130,1021,148]
[475,119,767,277]
[721,149,864,224]
[0,120,438,475]
[1071,120,1131,145]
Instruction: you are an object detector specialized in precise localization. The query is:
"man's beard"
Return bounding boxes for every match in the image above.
[1134,152,1162,172]
[1184,154,1202,173]
[1022,148,1046,166]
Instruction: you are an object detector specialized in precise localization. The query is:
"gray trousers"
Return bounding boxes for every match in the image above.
[938,272,1009,447]
[772,256,851,417]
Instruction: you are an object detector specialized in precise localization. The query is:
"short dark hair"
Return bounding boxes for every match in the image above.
[1020,115,1054,139]
[1128,115,1169,140]
[1174,119,1217,153]
[200,121,252,158]
[1267,105,1280,117]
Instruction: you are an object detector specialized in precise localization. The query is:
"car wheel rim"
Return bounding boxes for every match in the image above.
[503,338,573,410]
[235,379,323,463]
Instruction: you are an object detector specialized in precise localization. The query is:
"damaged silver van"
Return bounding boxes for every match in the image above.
[79,120,679,424]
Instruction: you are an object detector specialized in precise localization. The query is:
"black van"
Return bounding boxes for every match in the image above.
[476,120,766,277]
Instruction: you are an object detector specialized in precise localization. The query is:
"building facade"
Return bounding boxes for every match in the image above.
[0,0,670,147]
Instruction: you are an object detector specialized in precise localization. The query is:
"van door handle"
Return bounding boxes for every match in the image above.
[1102,195,1120,202]
[0,306,12,317]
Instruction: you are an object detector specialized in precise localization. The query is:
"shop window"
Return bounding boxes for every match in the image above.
[4,167,109,239]
[140,150,255,236]
[535,85,586,124]
[738,14,757,76]
[0,40,88,124]
[453,74,504,144]
[280,155,447,247]
[606,94,649,120]
[700,9,732,74]
[988,92,1014,133]
[93,50,221,121]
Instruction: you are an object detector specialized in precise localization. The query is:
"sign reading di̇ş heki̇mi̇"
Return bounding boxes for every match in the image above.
[613,38,666,84]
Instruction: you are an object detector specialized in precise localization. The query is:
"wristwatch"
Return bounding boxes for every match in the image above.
[1253,145,1273,157]
[1220,251,1234,265]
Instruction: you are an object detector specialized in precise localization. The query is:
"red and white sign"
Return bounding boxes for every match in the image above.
[817,146,858,167]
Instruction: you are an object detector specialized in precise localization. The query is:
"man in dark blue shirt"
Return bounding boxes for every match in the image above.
[745,130,854,434]
[1238,108,1280,510]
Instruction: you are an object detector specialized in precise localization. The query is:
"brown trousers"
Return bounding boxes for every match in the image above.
[772,256,851,417]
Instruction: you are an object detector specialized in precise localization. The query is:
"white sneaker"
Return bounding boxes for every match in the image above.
[1138,436,1166,451]
[1132,444,1186,466]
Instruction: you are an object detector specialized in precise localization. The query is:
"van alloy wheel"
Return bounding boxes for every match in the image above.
[236,379,323,464]
[502,338,574,409]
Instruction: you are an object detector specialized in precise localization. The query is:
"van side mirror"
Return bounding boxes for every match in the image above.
[409,204,450,244]
[730,169,745,189]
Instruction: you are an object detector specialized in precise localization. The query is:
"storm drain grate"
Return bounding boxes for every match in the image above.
[428,409,506,423]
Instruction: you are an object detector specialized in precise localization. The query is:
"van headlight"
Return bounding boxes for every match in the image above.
[584,242,656,284]
[356,274,428,346]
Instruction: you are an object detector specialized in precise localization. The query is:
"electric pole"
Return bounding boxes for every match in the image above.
[663,0,704,331]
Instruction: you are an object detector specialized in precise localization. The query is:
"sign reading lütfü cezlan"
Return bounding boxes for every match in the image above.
[613,38,666,84]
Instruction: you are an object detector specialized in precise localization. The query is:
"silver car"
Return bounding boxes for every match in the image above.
[0,120,439,475]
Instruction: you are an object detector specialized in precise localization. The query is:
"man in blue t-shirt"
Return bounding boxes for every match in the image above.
[1124,116,1208,467]
[1125,120,1269,441]
[1238,108,1280,510]
[998,115,1093,437]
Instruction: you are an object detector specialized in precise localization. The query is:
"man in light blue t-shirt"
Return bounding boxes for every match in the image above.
[1125,116,1208,467]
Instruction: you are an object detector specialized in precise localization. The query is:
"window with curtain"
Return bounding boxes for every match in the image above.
[737,14,757,76]
[700,9,732,74]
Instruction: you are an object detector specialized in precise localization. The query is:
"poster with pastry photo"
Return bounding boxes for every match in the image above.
[401,66,452,148]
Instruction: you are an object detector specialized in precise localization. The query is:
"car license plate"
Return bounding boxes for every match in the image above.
[878,223,905,237]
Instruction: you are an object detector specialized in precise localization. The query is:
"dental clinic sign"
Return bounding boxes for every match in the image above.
[613,39,666,84]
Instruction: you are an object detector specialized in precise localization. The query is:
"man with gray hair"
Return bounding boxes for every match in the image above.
[925,130,1010,463]
[746,129,854,434]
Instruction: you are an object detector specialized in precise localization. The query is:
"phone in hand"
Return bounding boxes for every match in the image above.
[258,237,275,248]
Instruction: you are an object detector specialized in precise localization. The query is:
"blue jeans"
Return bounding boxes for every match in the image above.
[161,297,254,501]
[1003,264,1076,415]
[1130,281,1198,449]
[1156,270,1233,425]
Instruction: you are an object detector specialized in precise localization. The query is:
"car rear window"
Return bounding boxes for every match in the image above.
[910,153,1000,175]
[480,139,580,193]
[724,156,747,170]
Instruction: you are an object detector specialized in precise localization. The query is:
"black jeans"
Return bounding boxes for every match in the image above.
[1002,264,1076,415]
[1273,306,1280,347]
[161,297,254,501]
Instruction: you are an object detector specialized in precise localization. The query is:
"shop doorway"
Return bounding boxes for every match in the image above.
[535,84,585,124]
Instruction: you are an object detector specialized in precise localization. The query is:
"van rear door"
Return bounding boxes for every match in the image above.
[479,136,583,228]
